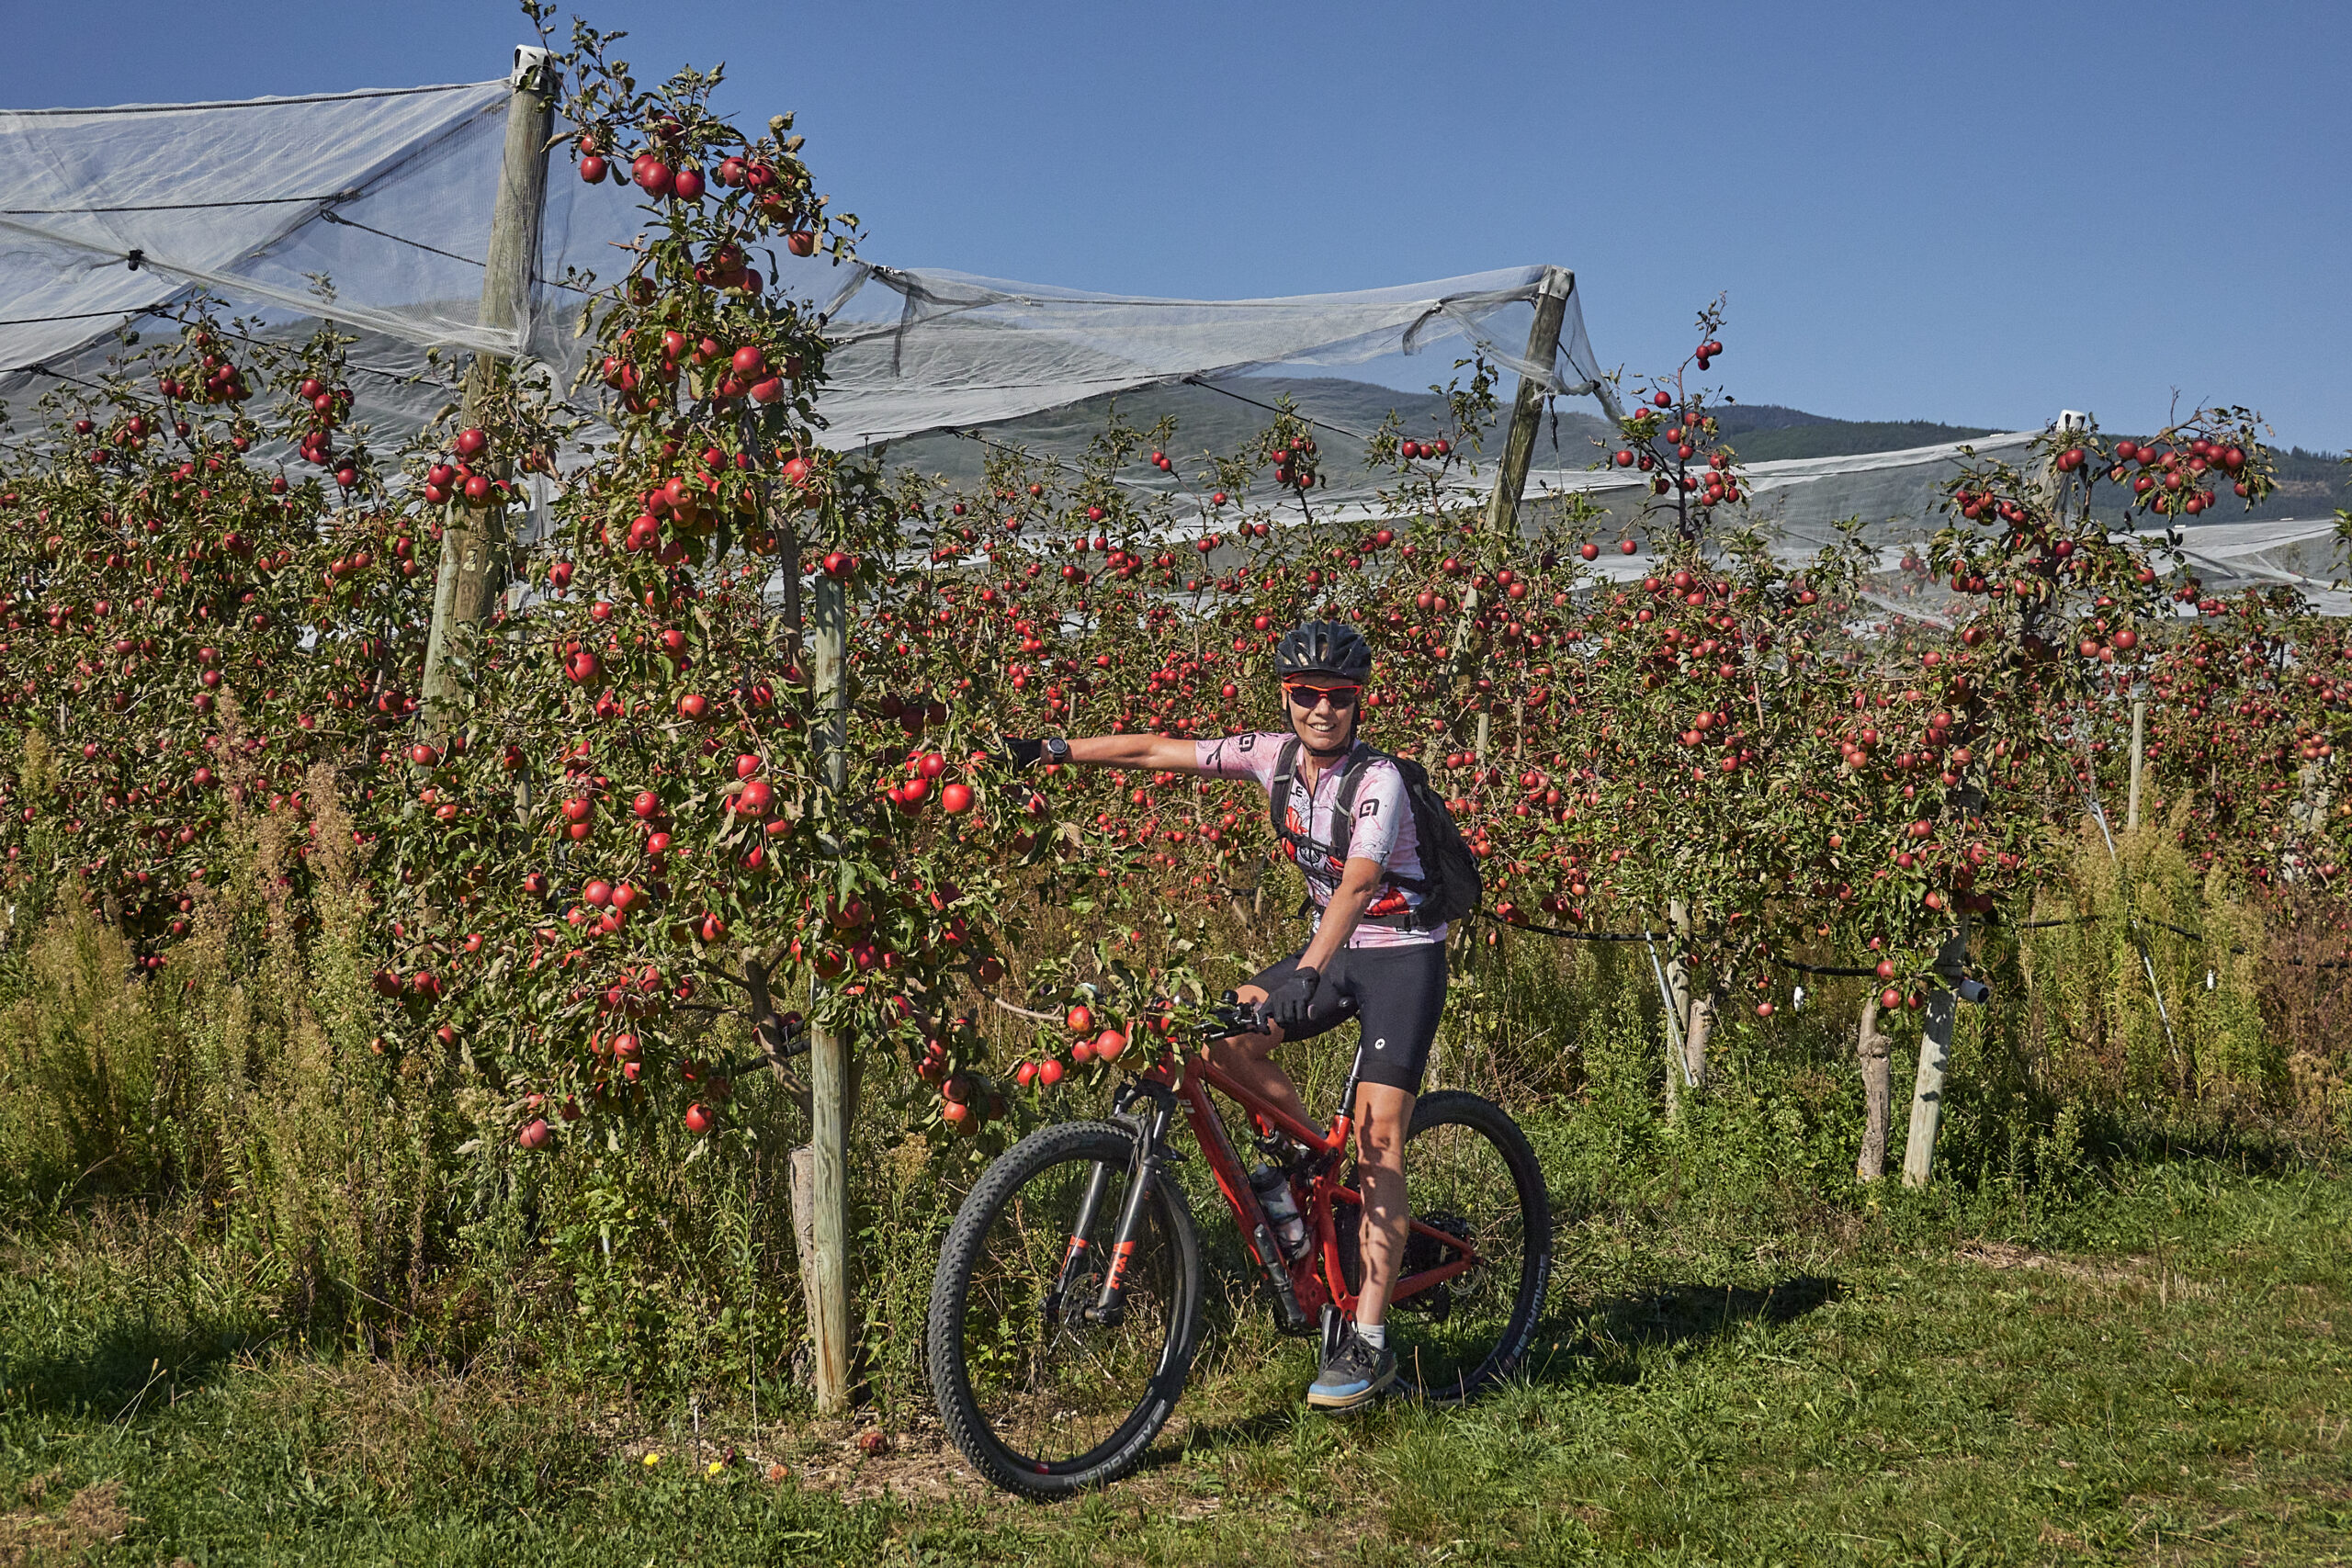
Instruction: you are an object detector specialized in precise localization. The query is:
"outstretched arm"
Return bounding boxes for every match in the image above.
[1057,733,1212,773]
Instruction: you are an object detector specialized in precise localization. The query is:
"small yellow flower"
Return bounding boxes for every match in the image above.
[642,1451,662,1468]
[707,1461,727,1476]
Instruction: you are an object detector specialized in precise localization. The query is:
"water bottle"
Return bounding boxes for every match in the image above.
[1249,1164,1309,1259]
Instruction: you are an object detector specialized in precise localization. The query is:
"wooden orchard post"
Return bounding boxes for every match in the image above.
[1460,265,1566,765]
[2127,697,2147,829]
[1682,996,1714,1089]
[1856,995,1891,1181]
[805,569,854,1412]
[1901,919,1973,1188]
[1482,265,1574,541]
[421,46,556,723]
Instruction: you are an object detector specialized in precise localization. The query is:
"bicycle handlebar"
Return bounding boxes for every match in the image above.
[1196,989,1269,1039]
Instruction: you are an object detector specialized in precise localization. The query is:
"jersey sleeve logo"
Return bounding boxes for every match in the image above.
[1357,798,1380,819]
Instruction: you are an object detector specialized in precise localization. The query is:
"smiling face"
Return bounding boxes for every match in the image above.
[1283,679,1360,753]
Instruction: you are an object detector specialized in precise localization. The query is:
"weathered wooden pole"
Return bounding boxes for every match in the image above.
[421,46,557,723]
[1856,995,1891,1181]
[2127,697,2147,830]
[1901,919,1973,1188]
[1483,265,1574,541]
[1451,275,1568,758]
[805,566,854,1412]
[1682,995,1714,1089]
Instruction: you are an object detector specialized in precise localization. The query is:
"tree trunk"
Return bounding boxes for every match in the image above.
[1856,996,1891,1182]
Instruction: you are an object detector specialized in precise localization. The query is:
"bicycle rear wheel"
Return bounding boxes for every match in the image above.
[1341,1089,1551,1403]
[926,1119,1203,1497]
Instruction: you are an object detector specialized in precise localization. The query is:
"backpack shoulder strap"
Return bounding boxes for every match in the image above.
[1268,737,1303,841]
[1329,746,1388,864]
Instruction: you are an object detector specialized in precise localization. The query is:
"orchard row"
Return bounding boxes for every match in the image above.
[1,51,2342,1158]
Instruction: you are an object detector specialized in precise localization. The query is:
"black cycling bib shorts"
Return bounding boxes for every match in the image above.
[1248,942,1448,1095]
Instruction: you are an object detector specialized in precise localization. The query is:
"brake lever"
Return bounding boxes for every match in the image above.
[1196,987,1268,1040]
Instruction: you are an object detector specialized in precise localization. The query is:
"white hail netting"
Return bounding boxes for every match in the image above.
[0,72,2341,613]
[0,72,1609,448]
[813,263,1612,450]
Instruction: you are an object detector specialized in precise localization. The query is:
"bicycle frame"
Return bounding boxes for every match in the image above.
[1085,1050,1482,1334]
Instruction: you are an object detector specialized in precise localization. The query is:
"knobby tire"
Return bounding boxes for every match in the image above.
[926,1119,1204,1498]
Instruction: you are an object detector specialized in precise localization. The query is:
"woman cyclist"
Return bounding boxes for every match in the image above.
[1001,619,1446,1411]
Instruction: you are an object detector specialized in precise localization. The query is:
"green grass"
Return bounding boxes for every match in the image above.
[3,1156,2345,1565]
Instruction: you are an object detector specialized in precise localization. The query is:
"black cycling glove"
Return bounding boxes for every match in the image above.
[1266,966,1326,1030]
[996,737,1045,771]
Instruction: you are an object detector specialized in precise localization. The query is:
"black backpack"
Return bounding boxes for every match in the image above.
[1267,738,1482,932]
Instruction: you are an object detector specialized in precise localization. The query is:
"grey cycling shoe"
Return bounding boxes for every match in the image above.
[1306,1326,1396,1412]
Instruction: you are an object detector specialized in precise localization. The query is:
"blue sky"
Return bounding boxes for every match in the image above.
[7,1,2346,449]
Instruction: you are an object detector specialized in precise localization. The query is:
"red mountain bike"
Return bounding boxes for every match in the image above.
[925,995,1553,1497]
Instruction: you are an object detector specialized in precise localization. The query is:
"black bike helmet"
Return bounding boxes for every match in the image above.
[1273,619,1373,684]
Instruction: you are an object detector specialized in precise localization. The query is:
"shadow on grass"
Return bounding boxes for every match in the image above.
[1148,1276,1843,1464]
[1533,1274,1842,1383]
[0,1324,250,1421]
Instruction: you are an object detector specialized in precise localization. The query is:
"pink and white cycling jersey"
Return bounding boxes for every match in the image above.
[1193,732,1444,949]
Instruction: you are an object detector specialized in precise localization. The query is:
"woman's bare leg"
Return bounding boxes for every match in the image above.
[1350,1082,1415,1326]
[1202,982,1314,1129]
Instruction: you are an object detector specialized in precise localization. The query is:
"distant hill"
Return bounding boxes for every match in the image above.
[1708,404,2003,462]
[874,383,2005,479]
[871,374,1614,487]
[2244,446,2352,522]
[868,378,2350,522]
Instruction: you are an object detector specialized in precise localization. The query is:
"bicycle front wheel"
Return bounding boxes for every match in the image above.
[926,1119,1203,1497]
[1343,1089,1552,1404]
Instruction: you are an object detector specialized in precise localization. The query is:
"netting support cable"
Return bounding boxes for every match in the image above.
[1,192,356,215]
[1180,376,1379,446]
[316,209,486,271]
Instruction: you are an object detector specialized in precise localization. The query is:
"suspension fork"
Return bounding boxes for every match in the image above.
[1080,1078,1179,1327]
[1042,1160,1114,1331]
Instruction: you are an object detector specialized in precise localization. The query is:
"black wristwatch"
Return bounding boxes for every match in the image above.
[1042,735,1071,765]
